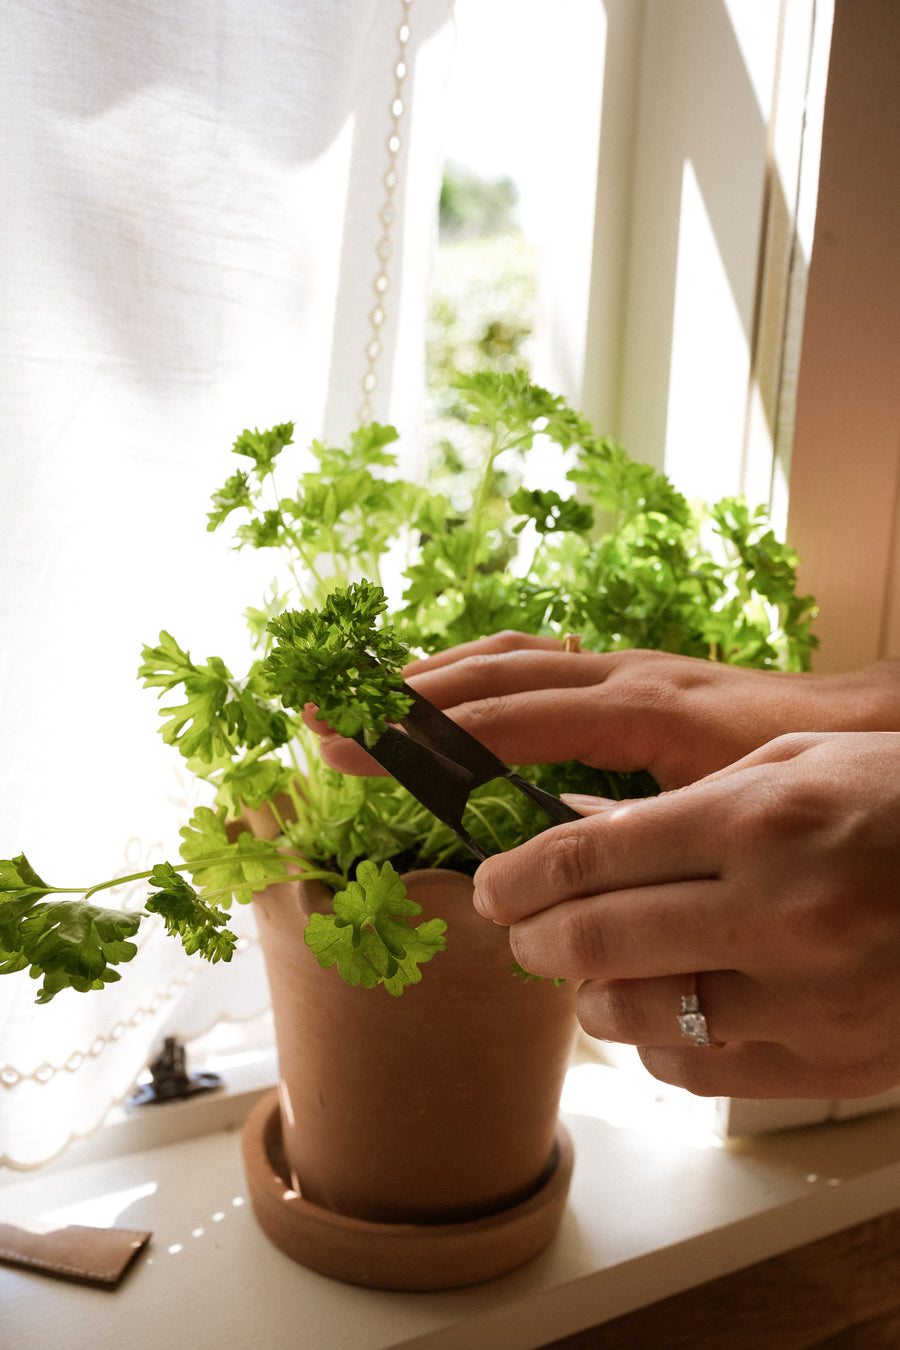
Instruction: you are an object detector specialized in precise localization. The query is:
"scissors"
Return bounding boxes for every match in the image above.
[353,678,581,861]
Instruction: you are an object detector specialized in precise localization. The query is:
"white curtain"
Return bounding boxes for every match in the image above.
[0,0,453,1169]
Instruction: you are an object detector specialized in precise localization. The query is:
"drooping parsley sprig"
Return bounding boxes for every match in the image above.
[0,810,288,1002]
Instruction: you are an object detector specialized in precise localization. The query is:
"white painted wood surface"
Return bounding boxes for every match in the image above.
[3,1086,900,1350]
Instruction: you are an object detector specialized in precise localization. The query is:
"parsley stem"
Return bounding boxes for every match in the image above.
[46,852,287,902]
[463,424,502,596]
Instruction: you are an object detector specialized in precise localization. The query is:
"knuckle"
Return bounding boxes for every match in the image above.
[734,777,817,848]
[540,823,601,897]
[730,782,836,893]
[484,629,532,654]
[612,673,681,720]
[577,979,646,1043]
[454,688,512,735]
[557,905,609,974]
[729,776,900,970]
[776,877,892,977]
[606,650,692,702]
[769,730,823,758]
[791,892,859,968]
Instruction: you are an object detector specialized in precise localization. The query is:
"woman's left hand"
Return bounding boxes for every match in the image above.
[472,731,900,1101]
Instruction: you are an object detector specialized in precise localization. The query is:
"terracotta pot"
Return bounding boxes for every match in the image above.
[242,869,579,1289]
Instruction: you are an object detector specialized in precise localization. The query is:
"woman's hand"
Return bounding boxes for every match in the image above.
[472,731,900,1100]
[311,631,900,790]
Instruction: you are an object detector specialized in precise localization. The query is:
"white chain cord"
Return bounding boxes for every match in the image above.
[358,0,414,425]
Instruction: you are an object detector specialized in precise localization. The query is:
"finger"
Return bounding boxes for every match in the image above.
[415,683,666,778]
[312,639,609,776]
[576,967,898,1065]
[560,794,620,812]
[301,705,390,776]
[474,788,722,924]
[507,877,741,982]
[301,702,328,735]
[409,653,617,767]
[410,648,611,704]
[575,970,768,1047]
[317,732,388,775]
[311,643,612,776]
[637,1041,899,1101]
[407,650,695,781]
[636,1042,814,1099]
[404,631,568,675]
[574,965,900,1098]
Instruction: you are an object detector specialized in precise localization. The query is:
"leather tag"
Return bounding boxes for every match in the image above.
[0,1220,152,1288]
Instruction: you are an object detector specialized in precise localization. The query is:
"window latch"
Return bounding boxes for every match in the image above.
[128,1036,222,1107]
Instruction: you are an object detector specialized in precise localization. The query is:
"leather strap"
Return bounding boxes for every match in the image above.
[0,1220,151,1288]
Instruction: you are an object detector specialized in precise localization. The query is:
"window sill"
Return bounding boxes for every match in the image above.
[4,1054,900,1349]
[0,1014,280,1184]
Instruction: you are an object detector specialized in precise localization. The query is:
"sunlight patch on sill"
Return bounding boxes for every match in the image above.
[561,1058,725,1151]
[37,1180,159,1230]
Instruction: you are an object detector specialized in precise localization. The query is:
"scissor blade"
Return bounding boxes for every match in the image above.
[353,726,491,860]
[504,771,583,825]
[399,684,581,824]
[350,673,582,858]
[397,683,514,786]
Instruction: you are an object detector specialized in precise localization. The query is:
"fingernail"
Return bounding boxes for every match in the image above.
[561,793,615,809]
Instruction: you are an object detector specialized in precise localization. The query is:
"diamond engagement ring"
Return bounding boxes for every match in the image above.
[677,975,724,1048]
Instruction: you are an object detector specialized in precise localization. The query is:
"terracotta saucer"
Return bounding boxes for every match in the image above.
[241,1088,574,1291]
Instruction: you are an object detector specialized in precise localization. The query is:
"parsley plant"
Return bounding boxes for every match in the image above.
[1,372,817,999]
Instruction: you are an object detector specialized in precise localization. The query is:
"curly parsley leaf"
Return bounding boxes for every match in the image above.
[0,824,291,999]
[232,422,295,472]
[177,806,288,905]
[264,580,412,740]
[0,857,141,1002]
[509,487,594,536]
[143,863,237,962]
[0,855,53,906]
[453,369,591,452]
[244,582,291,652]
[139,633,290,764]
[304,861,446,995]
[207,469,253,531]
[308,422,400,476]
[510,961,566,987]
[189,750,294,818]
